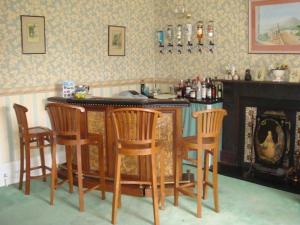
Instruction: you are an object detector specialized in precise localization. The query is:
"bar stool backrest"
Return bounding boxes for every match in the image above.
[46,103,85,138]
[193,109,227,140]
[13,103,29,141]
[112,108,161,155]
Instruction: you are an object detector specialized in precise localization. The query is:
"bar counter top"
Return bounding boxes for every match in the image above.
[47,96,222,107]
[47,96,189,108]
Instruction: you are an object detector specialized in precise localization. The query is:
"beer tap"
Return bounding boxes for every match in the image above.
[207,20,215,53]
[185,23,193,53]
[166,25,174,54]
[196,21,204,53]
[176,24,183,54]
[156,30,164,54]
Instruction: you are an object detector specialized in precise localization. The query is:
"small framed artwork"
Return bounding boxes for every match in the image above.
[21,15,46,54]
[108,25,125,56]
[255,68,267,81]
[249,0,300,53]
[289,68,300,82]
[20,15,46,54]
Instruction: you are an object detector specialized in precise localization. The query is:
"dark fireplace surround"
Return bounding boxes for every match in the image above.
[221,80,300,189]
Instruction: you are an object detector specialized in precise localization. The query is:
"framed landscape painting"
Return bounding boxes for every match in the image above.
[249,0,300,53]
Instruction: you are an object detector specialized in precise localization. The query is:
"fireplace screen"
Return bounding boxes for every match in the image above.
[254,112,289,168]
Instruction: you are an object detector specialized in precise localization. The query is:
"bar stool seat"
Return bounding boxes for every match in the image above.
[13,103,54,195]
[174,109,227,218]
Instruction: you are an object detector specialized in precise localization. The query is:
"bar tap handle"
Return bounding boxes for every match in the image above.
[168,43,173,53]
[187,41,193,53]
[177,44,183,54]
[159,43,164,54]
[198,42,204,53]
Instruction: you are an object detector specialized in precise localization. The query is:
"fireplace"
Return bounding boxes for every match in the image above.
[221,80,300,192]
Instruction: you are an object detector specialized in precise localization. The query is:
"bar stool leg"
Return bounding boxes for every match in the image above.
[159,148,165,210]
[203,150,210,200]
[25,142,31,195]
[66,146,74,193]
[39,137,47,182]
[196,149,203,218]
[98,140,106,200]
[19,140,24,190]
[174,148,180,207]
[112,153,122,225]
[150,153,160,225]
[212,148,219,213]
[76,145,84,212]
[50,141,57,206]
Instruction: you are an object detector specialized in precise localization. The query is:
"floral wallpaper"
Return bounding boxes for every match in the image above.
[154,0,300,80]
[0,0,156,89]
[1,0,300,90]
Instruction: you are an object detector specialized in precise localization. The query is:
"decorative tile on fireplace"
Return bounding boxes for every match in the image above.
[244,107,257,163]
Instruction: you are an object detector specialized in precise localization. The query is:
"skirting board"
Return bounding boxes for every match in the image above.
[0,149,65,187]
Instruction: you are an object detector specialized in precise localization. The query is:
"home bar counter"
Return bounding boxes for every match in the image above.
[47,96,190,196]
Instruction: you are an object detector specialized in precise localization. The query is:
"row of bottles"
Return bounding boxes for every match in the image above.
[176,77,222,101]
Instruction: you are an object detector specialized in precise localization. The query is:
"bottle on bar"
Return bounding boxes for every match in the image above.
[217,83,223,100]
[206,78,212,101]
[196,79,202,100]
[185,79,192,98]
[201,79,207,101]
[211,79,216,100]
[176,80,182,98]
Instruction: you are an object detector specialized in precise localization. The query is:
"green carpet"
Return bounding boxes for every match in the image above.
[0,174,299,225]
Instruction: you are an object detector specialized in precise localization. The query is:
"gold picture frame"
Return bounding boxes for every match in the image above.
[249,0,300,54]
[108,25,125,56]
[21,15,46,54]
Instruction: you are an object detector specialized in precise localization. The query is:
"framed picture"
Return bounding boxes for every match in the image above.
[108,25,125,56]
[254,67,267,81]
[249,0,300,53]
[20,15,46,54]
[289,68,300,82]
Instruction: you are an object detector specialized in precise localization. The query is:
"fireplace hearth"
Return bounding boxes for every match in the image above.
[221,80,300,193]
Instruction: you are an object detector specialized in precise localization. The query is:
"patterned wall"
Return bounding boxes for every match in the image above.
[154,0,300,80]
[0,84,140,165]
[0,0,156,89]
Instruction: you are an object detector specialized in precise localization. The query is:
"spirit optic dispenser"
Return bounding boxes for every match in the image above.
[196,21,204,53]
[176,24,183,54]
[207,20,215,53]
[157,30,164,54]
[166,25,174,53]
[186,23,193,53]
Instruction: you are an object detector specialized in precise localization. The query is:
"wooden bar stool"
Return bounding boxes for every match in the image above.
[111,108,165,225]
[13,103,54,195]
[46,103,106,212]
[174,109,227,218]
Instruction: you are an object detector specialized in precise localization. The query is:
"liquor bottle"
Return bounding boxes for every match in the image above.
[206,78,212,100]
[196,80,202,100]
[211,80,217,100]
[217,83,223,100]
[140,80,145,95]
[185,79,192,98]
[176,80,183,98]
[201,79,207,100]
